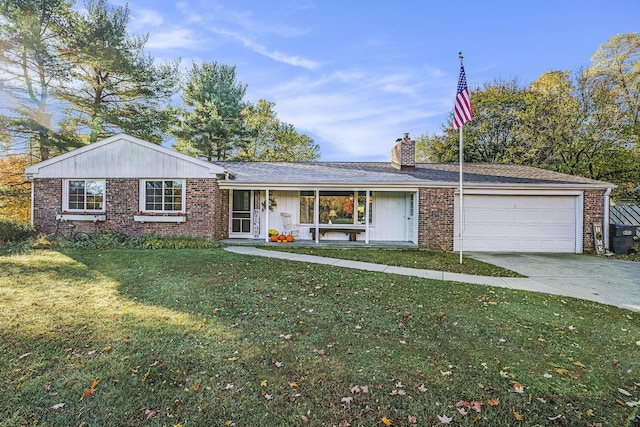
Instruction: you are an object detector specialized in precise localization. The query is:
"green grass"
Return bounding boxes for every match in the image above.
[265,247,524,277]
[1,249,639,426]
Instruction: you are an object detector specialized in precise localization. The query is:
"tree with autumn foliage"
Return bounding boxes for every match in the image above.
[421,33,640,201]
[0,155,31,222]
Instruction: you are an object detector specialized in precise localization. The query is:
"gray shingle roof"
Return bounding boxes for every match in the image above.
[215,161,614,189]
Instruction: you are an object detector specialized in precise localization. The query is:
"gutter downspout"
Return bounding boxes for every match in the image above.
[603,188,612,251]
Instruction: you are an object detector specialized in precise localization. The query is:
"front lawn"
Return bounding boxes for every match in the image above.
[1,249,639,426]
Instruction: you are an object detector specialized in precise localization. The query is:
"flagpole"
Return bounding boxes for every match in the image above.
[453,51,471,264]
[459,125,464,264]
[458,52,464,265]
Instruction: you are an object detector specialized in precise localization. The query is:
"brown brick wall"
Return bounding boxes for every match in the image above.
[214,189,229,240]
[417,187,454,251]
[32,178,220,238]
[583,189,605,253]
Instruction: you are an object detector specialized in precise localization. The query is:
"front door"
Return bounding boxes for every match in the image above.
[406,193,416,243]
[231,190,253,236]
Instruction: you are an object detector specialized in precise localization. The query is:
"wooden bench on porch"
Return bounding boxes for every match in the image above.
[310,226,365,241]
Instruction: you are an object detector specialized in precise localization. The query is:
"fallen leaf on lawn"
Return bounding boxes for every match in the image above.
[618,388,632,396]
[441,370,452,376]
[260,380,268,387]
[457,407,468,415]
[81,388,94,399]
[102,345,112,352]
[549,414,562,421]
[513,410,523,421]
[227,356,239,361]
[274,360,284,368]
[51,403,65,410]
[264,393,273,400]
[351,385,361,393]
[145,409,158,420]
[225,421,234,426]
[437,414,452,424]
[456,401,470,407]
[90,379,100,389]
[381,416,392,426]
[18,352,32,359]
[487,398,500,406]
[513,382,524,393]
[288,382,298,388]
[537,397,547,403]
[407,415,417,424]
[44,384,51,392]
[627,401,639,407]
[472,401,482,412]
[500,370,511,378]
[418,384,427,392]
[224,383,234,390]
[616,399,627,407]
[570,359,586,368]
[193,383,200,392]
[586,409,595,417]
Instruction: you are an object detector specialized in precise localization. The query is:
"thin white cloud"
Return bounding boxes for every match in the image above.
[146,28,201,50]
[131,8,165,29]
[211,28,320,70]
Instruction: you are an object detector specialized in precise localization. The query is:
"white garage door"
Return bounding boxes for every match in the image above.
[454,195,578,253]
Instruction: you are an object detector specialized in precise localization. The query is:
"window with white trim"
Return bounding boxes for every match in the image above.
[299,190,373,225]
[140,180,185,213]
[63,179,105,212]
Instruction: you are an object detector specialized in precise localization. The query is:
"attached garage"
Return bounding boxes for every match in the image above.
[454,191,581,253]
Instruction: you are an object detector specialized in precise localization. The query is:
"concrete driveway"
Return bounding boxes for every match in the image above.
[469,253,640,312]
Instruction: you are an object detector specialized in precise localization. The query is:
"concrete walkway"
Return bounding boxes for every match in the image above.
[224,246,640,312]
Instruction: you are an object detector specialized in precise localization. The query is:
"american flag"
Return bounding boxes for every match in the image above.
[452,66,472,129]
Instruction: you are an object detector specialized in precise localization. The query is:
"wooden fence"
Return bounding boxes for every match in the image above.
[610,204,640,237]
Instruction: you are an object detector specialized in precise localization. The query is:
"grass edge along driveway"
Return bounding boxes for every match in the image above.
[1,248,639,426]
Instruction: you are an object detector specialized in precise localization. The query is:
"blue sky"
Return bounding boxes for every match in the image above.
[116,0,639,161]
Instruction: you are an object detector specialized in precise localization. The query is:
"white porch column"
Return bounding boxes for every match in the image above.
[264,188,270,242]
[314,189,320,243]
[365,190,370,244]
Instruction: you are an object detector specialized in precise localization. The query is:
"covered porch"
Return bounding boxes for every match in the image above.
[224,187,419,245]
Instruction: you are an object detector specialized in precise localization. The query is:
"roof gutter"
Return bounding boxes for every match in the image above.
[217,181,616,191]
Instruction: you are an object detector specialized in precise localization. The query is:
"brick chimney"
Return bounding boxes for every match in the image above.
[391,133,415,170]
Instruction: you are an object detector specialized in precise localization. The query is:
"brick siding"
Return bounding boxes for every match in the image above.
[582,189,605,253]
[417,187,454,251]
[32,178,220,238]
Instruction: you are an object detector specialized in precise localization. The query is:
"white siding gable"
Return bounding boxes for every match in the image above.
[25,134,226,179]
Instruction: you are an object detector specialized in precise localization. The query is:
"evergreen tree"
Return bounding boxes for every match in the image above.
[0,0,77,160]
[60,0,179,144]
[172,62,248,161]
